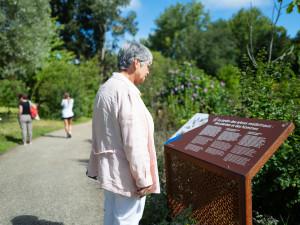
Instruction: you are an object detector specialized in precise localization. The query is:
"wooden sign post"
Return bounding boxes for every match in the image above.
[164,115,294,225]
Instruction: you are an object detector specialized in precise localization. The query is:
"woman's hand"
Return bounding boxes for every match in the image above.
[136,185,152,197]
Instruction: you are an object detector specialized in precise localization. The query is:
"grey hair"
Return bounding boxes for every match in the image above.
[118,41,153,70]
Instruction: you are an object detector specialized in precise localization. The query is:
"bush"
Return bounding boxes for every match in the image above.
[217,64,241,104]
[0,79,26,109]
[140,51,176,109]
[141,130,197,225]
[239,57,300,224]
[253,211,279,225]
[144,52,299,224]
[156,62,232,130]
[33,56,100,118]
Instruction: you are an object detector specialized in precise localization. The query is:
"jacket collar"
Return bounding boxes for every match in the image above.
[112,72,141,96]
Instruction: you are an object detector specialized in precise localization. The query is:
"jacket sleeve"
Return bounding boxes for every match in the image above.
[118,91,152,188]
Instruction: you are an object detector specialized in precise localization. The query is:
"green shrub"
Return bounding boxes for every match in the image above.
[141,130,197,225]
[140,51,176,109]
[0,79,26,109]
[253,211,279,225]
[156,62,232,130]
[239,57,300,224]
[33,56,100,118]
[145,53,299,224]
[217,64,241,104]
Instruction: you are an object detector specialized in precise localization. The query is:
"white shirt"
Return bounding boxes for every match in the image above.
[61,98,74,118]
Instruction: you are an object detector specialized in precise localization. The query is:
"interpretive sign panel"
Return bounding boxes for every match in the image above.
[165,114,294,225]
[166,114,294,177]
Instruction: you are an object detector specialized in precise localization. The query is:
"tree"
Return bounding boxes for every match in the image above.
[290,30,300,73]
[50,0,138,59]
[229,7,291,66]
[0,79,26,110]
[200,19,238,75]
[285,0,300,13]
[148,1,209,62]
[0,0,54,82]
[33,55,101,118]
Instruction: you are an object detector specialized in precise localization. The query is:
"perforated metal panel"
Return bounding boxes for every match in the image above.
[164,116,294,225]
[165,149,242,225]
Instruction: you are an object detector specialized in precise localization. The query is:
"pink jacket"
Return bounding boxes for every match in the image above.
[87,73,160,197]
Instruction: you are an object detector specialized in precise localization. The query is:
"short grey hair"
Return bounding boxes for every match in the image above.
[118,41,153,70]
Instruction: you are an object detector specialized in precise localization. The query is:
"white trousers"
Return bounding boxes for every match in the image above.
[103,190,146,225]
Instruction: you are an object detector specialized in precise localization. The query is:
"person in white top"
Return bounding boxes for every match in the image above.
[87,41,160,225]
[61,92,74,138]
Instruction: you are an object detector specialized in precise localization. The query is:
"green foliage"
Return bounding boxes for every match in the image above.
[253,211,279,225]
[140,51,176,109]
[0,79,26,108]
[33,55,101,118]
[230,8,271,54]
[229,8,291,65]
[200,19,238,75]
[141,131,197,225]
[285,0,300,13]
[50,0,137,58]
[0,0,54,81]
[291,32,300,74]
[239,55,300,223]
[100,51,118,81]
[148,4,291,76]
[142,192,196,225]
[156,62,231,129]
[148,1,209,62]
[145,45,299,224]
[77,57,102,116]
[217,64,241,103]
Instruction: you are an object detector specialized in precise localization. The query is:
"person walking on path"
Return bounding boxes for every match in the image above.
[18,94,32,145]
[61,92,74,138]
[87,41,160,225]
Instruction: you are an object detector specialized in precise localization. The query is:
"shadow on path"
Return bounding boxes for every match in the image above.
[4,135,22,144]
[11,215,63,225]
[85,139,92,144]
[43,134,66,139]
[76,159,89,166]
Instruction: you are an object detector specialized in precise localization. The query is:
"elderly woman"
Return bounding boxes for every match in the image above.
[87,41,160,225]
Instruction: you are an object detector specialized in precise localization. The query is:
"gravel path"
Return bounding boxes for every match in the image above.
[0,121,103,225]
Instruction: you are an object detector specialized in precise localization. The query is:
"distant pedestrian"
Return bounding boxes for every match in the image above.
[18,94,32,145]
[61,92,74,138]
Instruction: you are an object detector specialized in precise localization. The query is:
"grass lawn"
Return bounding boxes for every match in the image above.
[0,107,90,154]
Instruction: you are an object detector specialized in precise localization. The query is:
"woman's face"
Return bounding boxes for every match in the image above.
[134,61,150,85]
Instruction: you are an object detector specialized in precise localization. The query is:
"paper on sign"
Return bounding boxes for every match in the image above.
[165,113,209,144]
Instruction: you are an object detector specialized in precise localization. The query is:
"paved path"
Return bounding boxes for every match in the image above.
[0,122,103,225]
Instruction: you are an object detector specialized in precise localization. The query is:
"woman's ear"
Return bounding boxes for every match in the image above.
[133,59,140,69]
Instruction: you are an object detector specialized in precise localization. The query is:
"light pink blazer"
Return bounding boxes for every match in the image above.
[87,73,160,197]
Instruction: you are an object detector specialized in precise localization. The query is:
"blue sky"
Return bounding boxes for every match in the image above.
[123,0,300,40]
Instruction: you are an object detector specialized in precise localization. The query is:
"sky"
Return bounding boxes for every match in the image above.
[122,0,300,41]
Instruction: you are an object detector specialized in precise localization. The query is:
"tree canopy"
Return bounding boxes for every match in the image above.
[148,4,292,75]
[50,0,138,59]
[148,1,209,62]
[0,0,54,81]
